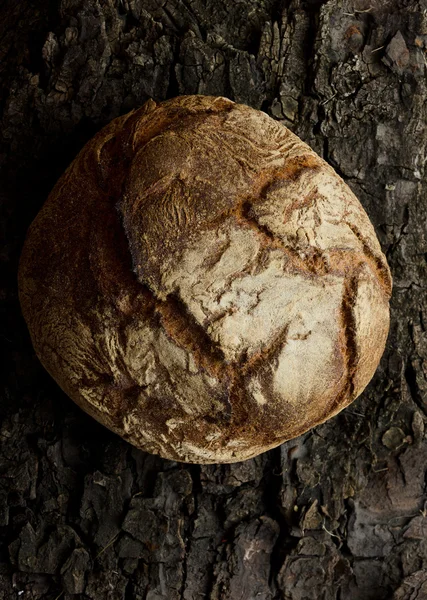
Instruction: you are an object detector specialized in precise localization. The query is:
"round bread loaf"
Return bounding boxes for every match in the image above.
[18,95,392,464]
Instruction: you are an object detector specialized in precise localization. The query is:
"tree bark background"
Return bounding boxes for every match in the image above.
[1,0,427,598]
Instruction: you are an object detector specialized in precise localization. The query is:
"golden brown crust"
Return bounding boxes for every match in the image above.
[18,95,392,464]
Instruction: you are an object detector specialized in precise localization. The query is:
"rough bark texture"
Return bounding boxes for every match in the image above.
[1,0,426,599]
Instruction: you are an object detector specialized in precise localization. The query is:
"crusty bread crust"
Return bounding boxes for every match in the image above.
[18,96,392,463]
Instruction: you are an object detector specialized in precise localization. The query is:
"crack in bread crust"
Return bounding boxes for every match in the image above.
[337,273,359,405]
[346,222,392,298]
[154,293,230,382]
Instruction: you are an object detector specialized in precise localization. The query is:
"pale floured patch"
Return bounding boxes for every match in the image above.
[161,220,262,325]
[352,265,390,396]
[122,412,172,458]
[205,430,222,442]
[93,311,227,421]
[248,378,268,406]
[166,418,186,431]
[252,169,364,252]
[207,261,344,363]
[178,441,226,462]
[123,411,147,435]
[153,330,225,417]
[155,327,188,372]
[114,323,157,387]
[178,436,262,463]
[79,386,114,416]
[272,311,343,407]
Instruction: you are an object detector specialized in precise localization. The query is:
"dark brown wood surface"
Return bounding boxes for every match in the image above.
[1,1,426,598]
